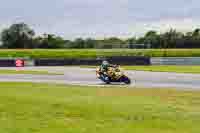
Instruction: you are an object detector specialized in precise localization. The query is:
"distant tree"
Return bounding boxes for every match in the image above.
[84,38,97,48]
[126,37,137,44]
[72,38,85,48]
[63,40,73,48]
[192,28,200,38]
[189,29,200,48]
[0,23,35,48]
[101,37,126,48]
[136,37,145,44]
[35,34,66,48]
[160,29,183,48]
[143,31,159,48]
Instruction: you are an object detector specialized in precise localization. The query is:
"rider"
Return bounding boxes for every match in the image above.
[100,60,117,75]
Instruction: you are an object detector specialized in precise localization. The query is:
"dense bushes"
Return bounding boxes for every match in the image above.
[1,23,200,49]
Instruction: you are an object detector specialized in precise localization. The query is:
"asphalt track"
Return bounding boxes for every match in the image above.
[0,67,200,90]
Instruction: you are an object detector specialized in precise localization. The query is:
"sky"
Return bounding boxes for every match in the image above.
[0,0,200,39]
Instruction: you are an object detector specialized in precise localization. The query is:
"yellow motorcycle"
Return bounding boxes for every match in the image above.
[96,66,131,84]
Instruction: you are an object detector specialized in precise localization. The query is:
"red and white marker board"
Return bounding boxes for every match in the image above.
[15,59,24,67]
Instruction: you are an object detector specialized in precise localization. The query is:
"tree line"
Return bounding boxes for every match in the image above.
[1,23,200,49]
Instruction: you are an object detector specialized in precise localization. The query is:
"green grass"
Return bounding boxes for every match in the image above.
[0,82,200,133]
[1,49,200,58]
[0,70,63,75]
[123,65,200,74]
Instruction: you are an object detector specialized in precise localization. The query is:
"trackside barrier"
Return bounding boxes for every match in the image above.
[0,59,15,67]
[107,56,150,65]
[5,57,200,66]
[0,58,35,67]
[24,59,35,66]
[34,56,151,66]
[151,57,200,65]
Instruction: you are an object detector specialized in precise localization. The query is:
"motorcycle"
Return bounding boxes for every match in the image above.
[96,65,131,84]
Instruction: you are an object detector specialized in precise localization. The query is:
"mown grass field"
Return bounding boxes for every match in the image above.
[1,49,200,58]
[0,82,200,133]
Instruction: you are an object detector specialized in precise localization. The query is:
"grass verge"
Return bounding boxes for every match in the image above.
[0,82,200,133]
[1,49,200,58]
[0,70,63,75]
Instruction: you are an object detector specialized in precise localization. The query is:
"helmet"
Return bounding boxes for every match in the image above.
[102,60,109,65]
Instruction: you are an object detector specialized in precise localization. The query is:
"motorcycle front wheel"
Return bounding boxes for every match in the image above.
[122,76,131,84]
